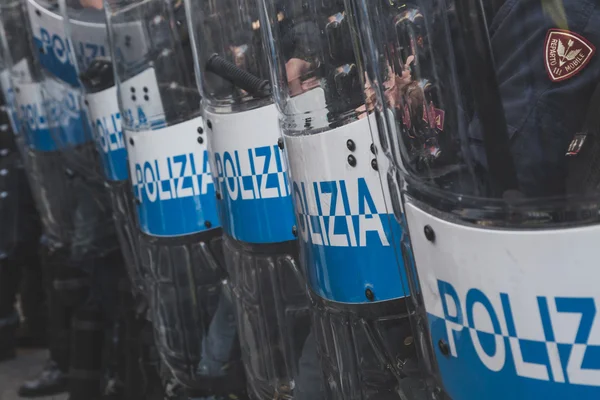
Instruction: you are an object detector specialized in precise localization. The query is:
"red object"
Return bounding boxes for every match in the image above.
[545,28,596,82]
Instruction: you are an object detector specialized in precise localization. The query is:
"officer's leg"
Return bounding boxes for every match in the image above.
[18,239,69,397]
[68,301,104,400]
[0,110,20,361]
[96,251,129,399]
[294,331,324,400]
[15,169,46,347]
[187,288,246,400]
[62,177,109,399]
[0,254,19,362]
[63,256,105,399]
[117,290,147,400]
[197,289,239,379]
[16,238,47,347]
[143,319,171,399]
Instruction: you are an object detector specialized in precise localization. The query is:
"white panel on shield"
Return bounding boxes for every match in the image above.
[121,68,165,129]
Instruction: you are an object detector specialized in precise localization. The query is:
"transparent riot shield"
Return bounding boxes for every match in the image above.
[258,0,419,399]
[0,30,22,257]
[0,97,21,354]
[185,0,319,398]
[17,0,123,396]
[23,0,118,258]
[59,2,152,397]
[1,0,72,248]
[61,0,145,299]
[26,0,106,181]
[105,0,246,395]
[345,0,600,399]
[0,24,44,349]
[1,0,77,382]
[0,33,21,137]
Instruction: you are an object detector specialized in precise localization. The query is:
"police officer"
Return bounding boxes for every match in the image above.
[0,5,47,356]
[0,99,44,361]
[375,0,600,198]
[104,0,247,398]
[0,0,125,397]
[343,0,600,399]
[64,0,169,397]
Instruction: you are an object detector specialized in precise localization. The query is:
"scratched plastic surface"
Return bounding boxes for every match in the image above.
[27,0,107,184]
[62,4,146,297]
[137,229,224,387]
[257,0,423,398]
[222,236,312,399]
[109,181,145,295]
[185,0,316,396]
[21,148,73,245]
[0,0,70,247]
[310,294,421,400]
[105,0,245,389]
[0,110,40,258]
[1,0,118,260]
[344,1,600,399]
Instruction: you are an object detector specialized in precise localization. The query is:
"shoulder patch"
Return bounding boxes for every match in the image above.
[545,29,596,83]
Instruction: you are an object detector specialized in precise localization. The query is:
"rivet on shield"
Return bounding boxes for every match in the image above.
[371,159,378,171]
[347,155,357,167]
[438,339,450,356]
[346,139,356,151]
[424,225,435,242]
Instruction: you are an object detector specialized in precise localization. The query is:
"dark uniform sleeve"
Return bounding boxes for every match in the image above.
[470,0,600,197]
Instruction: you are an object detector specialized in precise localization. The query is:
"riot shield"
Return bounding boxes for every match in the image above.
[2,0,73,247]
[0,32,21,138]
[20,0,118,261]
[0,91,43,358]
[0,22,45,352]
[184,0,319,398]
[346,0,600,399]
[0,105,21,358]
[61,0,145,301]
[11,0,123,396]
[0,39,22,263]
[0,0,78,386]
[59,1,153,396]
[26,0,107,183]
[104,0,246,395]
[258,0,419,399]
